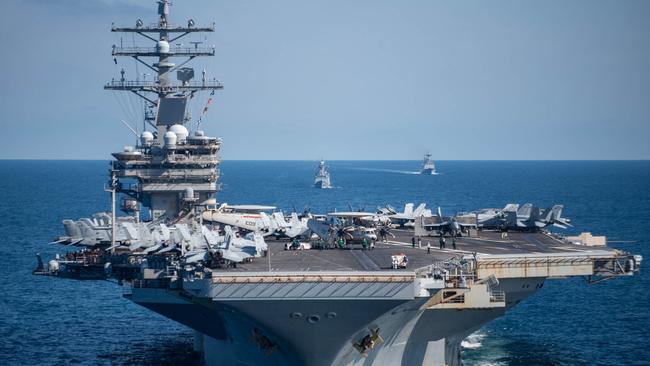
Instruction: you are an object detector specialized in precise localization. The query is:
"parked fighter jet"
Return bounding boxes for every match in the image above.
[544,205,572,229]
[307,212,380,245]
[52,213,128,246]
[282,212,312,238]
[258,211,312,239]
[380,203,432,227]
[508,204,572,230]
[174,225,267,265]
[51,207,268,267]
[52,213,174,250]
[209,226,267,264]
[416,207,477,237]
[468,203,572,231]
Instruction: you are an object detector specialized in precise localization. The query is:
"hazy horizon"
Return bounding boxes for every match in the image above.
[2,0,649,160]
[1,158,648,162]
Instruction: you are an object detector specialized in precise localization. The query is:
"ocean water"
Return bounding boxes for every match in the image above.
[0,160,648,365]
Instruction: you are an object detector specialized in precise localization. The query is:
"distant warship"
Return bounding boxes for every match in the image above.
[420,153,436,175]
[314,160,332,188]
[34,2,642,366]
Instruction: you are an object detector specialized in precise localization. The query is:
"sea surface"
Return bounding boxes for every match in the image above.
[0,160,648,365]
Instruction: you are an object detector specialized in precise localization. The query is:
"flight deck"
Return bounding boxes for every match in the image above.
[223,229,612,273]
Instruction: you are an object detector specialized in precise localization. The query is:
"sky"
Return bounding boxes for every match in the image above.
[1,0,649,160]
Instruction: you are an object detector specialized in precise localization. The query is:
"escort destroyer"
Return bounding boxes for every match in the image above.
[315,160,332,189]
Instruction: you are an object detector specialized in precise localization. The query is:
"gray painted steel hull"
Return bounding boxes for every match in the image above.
[129,277,543,365]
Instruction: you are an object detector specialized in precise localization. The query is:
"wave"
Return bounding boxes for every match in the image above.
[349,167,424,175]
[461,332,484,349]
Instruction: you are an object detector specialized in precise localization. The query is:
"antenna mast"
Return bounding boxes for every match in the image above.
[106,0,223,221]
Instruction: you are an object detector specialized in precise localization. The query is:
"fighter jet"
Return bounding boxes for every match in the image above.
[179,225,267,265]
[282,212,312,239]
[257,211,312,239]
[381,203,432,227]
[417,207,477,237]
[53,213,152,248]
[307,212,380,245]
[510,204,572,230]
[471,203,572,231]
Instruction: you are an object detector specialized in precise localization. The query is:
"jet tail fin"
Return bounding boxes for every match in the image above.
[550,205,563,221]
[290,212,300,226]
[404,203,414,217]
[503,203,519,212]
[413,203,427,217]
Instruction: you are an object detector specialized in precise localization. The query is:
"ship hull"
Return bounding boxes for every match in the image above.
[314,179,332,189]
[129,276,544,366]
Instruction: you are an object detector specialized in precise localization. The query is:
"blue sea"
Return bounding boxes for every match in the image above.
[0,160,648,365]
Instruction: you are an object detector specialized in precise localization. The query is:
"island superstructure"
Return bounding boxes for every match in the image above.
[34,2,643,366]
[105,0,223,222]
[314,159,332,188]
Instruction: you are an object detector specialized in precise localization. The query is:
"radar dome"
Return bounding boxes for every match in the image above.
[169,124,189,142]
[164,131,177,148]
[156,40,170,54]
[141,131,154,145]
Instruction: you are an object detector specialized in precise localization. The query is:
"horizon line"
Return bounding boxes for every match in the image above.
[1,158,649,162]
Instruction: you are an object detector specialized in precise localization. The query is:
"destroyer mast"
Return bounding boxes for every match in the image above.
[106,0,222,220]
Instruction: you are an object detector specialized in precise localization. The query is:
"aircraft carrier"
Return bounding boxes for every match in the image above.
[34,2,642,365]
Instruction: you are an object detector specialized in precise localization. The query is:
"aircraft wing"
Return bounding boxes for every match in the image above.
[157,244,178,253]
[422,223,447,228]
[389,213,410,220]
[285,224,308,239]
[66,238,84,246]
[421,216,446,227]
[105,243,123,251]
[129,242,143,251]
[307,219,331,240]
[204,211,260,232]
[49,237,70,244]
[220,249,249,263]
[455,216,478,227]
[143,243,163,254]
[226,204,277,213]
[327,212,377,218]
